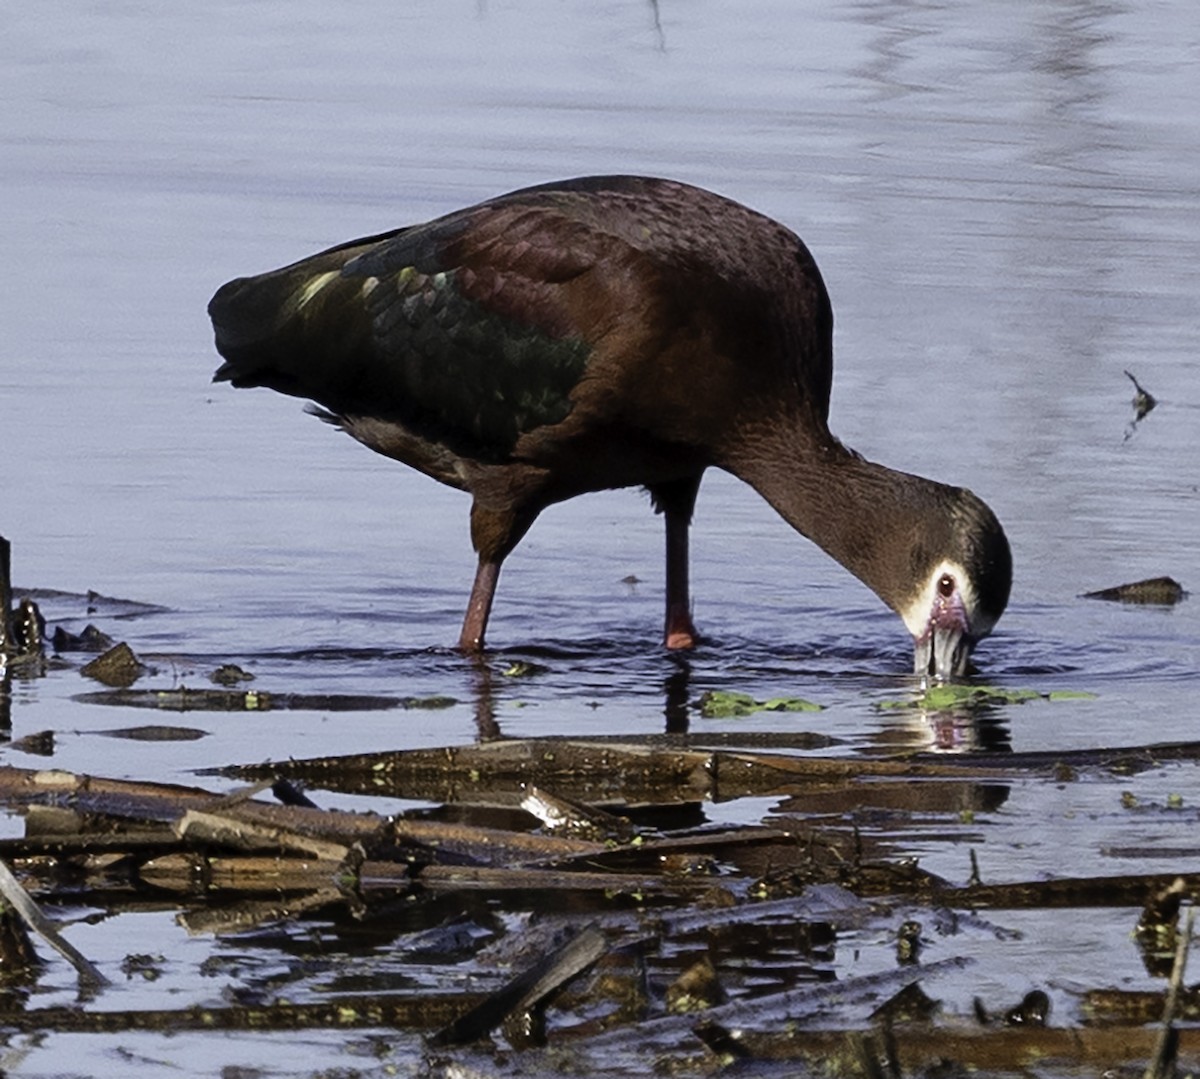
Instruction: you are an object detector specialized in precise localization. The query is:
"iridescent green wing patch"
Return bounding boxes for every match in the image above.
[344,210,595,461]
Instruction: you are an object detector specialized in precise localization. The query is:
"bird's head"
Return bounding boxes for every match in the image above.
[896,491,1012,683]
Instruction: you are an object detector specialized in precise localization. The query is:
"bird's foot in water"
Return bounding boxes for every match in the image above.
[664,614,699,650]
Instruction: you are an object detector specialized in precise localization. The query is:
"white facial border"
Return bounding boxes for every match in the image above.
[899,557,997,641]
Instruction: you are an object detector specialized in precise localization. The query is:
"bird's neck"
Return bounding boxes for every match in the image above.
[721,418,941,618]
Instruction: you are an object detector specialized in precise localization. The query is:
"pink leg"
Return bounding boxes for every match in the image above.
[664,506,698,649]
[651,476,702,650]
[459,558,501,652]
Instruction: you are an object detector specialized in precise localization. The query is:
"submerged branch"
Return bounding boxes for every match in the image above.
[0,857,109,988]
[1145,907,1196,1079]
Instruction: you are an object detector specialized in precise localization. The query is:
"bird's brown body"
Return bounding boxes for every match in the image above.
[210,176,1010,673]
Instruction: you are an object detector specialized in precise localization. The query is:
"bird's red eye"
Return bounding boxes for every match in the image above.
[938,574,955,597]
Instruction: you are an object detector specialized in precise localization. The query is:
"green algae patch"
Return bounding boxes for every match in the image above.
[878,685,1098,712]
[502,661,549,678]
[698,690,823,719]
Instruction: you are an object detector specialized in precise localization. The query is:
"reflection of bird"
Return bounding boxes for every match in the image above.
[209,176,1011,677]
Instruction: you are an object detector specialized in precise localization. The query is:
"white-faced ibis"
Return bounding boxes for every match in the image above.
[210,176,1011,678]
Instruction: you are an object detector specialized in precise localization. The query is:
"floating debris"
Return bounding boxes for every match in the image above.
[666,955,726,1014]
[0,536,14,657]
[1126,369,1158,421]
[697,689,822,718]
[76,686,269,710]
[896,918,923,964]
[975,989,1051,1027]
[429,922,609,1048]
[521,785,634,843]
[71,687,444,712]
[0,536,45,670]
[210,663,254,686]
[9,598,45,657]
[0,888,43,979]
[869,980,940,1023]
[401,694,458,709]
[1124,370,1158,440]
[1082,577,1187,605]
[83,589,171,618]
[878,684,1038,710]
[0,741,1199,1065]
[692,1019,752,1062]
[52,623,115,653]
[1136,876,1187,965]
[877,684,1097,712]
[120,954,166,982]
[93,725,209,743]
[7,730,55,757]
[1147,908,1196,1079]
[220,736,999,807]
[502,660,549,678]
[0,856,108,988]
[80,641,149,688]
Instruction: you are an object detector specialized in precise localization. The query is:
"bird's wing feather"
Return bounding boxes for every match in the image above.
[209,177,835,464]
[340,205,606,459]
[210,202,616,462]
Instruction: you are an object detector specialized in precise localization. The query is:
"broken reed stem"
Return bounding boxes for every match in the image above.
[0,535,13,654]
[429,922,608,1047]
[1144,905,1195,1079]
[0,857,110,988]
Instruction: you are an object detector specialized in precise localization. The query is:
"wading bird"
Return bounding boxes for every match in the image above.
[210,176,1011,679]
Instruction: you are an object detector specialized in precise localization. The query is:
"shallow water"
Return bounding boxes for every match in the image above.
[2,1,1199,1075]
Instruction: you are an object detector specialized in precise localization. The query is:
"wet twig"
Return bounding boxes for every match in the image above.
[1126,370,1157,421]
[0,536,13,655]
[0,857,109,988]
[1125,369,1158,440]
[429,922,609,1047]
[0,536,45,666]
[1145,907,1195,1079]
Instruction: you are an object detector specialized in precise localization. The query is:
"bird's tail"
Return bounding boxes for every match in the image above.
[208,226,409,389]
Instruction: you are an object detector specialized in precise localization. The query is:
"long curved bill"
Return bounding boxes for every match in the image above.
[913,624,971,684]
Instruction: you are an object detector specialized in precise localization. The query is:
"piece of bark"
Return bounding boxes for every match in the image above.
[139,852,345,895]
[80,642,147,688]
[1082,577,1186,605]
[174,808,350,861]
[429,922,609,1047]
